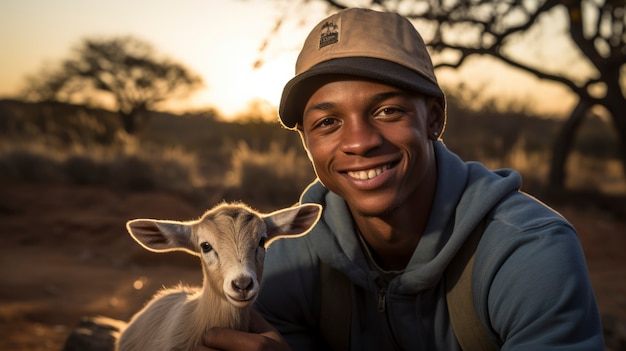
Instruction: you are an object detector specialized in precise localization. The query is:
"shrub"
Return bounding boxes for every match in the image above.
[64,155,109,185]
[223,141,315,210]
[0,149,63,183]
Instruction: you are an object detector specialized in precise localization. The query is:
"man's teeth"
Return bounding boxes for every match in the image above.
[347,165,389,180]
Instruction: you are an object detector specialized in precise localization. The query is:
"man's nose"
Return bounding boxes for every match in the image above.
[339,118,383,155]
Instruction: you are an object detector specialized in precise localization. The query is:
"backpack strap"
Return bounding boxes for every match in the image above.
[319,260,352,351]
[445,219,497,351]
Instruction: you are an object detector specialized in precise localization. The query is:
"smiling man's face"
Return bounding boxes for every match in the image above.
[299,77,442,218]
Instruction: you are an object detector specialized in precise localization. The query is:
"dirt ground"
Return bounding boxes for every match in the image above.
[1,181,625,350]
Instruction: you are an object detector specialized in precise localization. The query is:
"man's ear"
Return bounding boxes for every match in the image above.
[427,97,446,140]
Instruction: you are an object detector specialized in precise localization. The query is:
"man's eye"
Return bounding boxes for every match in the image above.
[380,107,400,115]
[319,117,336,127]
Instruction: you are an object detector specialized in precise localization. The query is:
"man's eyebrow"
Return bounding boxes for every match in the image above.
[303,90,411,116]
[304,102,334,115]
[372,91,411,102]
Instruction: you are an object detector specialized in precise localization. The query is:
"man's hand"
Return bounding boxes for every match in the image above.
[198,310,291,351]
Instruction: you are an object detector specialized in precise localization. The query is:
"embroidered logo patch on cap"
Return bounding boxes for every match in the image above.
[319,20,339,48]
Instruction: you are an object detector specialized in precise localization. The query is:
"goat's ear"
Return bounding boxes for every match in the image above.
[126,219,197,255]
[263,204,322,247]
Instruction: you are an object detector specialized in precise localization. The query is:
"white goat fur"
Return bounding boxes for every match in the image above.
[115,202,322,351]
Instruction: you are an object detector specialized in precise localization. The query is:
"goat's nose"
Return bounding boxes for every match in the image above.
[231,276,253,292]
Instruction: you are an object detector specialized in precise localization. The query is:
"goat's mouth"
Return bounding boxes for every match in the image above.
[226,293,257,308]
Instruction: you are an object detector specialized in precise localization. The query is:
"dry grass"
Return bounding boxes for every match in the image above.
[0,133,205,194]
[566,153,626,194]
[0,98,624,211]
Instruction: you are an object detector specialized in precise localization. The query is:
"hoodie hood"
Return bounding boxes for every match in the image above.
[300,141,522,295]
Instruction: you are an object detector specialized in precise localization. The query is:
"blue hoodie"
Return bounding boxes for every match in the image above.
[256,142,604,350]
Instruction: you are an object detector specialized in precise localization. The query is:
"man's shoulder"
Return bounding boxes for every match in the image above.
[489,190,574,234]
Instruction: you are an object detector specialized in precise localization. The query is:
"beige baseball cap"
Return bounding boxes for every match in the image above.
[279,8,445,129]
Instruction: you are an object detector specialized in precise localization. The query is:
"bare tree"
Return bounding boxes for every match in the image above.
[22,36,204,134]
[269,0,625,190]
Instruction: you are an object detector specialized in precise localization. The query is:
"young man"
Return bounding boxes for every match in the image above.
[202,8,604,351]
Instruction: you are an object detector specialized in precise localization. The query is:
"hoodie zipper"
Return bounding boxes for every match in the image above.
[378,287,387,312]
[377,286,403,350]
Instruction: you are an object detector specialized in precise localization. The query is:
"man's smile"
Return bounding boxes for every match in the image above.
[346,162,396,180]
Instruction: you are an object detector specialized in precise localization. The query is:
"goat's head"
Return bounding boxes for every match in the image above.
[126,202,322,308]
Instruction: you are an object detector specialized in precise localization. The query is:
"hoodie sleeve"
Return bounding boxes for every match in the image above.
[476,217,605,350]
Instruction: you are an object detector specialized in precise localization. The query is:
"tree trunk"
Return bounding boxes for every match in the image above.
[599,55,626,190]
[120,106,150,135]
[120,111,137,135]
[548,99,591,190]
[607,104,626,184]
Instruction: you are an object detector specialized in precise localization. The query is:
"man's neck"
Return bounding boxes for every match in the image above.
[352,187,435,271]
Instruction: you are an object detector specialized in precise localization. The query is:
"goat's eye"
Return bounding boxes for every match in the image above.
[258,237,267,248]
[200,242,212,253]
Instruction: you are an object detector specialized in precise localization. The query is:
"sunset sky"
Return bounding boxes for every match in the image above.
[1,0,581,118]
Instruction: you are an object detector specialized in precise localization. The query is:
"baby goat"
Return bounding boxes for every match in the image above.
[116,202,322,351]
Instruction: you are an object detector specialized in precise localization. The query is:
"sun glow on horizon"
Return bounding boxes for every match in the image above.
[0,0,308,119]
[0,0,581,120]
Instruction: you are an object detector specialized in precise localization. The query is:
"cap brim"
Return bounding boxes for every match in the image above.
[279,57,444,129]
